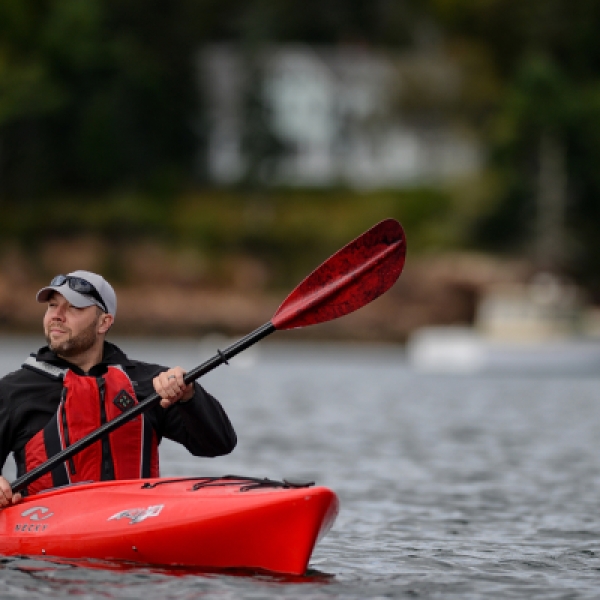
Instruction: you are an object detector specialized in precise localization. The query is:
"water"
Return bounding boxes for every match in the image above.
[1,334,600,599]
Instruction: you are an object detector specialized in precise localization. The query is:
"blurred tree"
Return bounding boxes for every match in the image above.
[0,0,205,198]
[5,0,600,298]
[197,0,420,48]
[477,56,577,268]
[426,0,600,294]
[0,0,429,200]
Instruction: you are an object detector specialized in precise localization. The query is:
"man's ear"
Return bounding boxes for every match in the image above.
[98,313,114,334]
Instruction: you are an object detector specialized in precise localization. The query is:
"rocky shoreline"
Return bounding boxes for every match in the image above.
[0,251,534,342]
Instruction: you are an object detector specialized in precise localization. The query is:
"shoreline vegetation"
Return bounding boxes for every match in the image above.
[0,188,535,341]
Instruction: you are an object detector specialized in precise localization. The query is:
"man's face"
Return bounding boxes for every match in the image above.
[43,292,103,357]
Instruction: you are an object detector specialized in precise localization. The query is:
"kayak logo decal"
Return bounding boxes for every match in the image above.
[108,504,164,525]
[21,506,54,520]
[15,506,54,532]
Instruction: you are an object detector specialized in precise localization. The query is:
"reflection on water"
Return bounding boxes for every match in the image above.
[1,334,600,599]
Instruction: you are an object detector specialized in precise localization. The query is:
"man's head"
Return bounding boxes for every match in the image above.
[37,271,117,361]
[36,270,117,316]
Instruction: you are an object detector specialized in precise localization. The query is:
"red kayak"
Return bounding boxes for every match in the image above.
[0,476,339,576]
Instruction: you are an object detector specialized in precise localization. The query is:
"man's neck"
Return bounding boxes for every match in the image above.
[58,343,105,374]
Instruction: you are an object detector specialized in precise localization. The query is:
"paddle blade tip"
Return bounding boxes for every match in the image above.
[272,219,406,330]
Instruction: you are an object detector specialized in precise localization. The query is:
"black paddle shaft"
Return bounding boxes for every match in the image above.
[11,219,406,494]
[11,323,276,493]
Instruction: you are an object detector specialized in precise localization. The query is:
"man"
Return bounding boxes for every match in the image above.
[0,270,236,505]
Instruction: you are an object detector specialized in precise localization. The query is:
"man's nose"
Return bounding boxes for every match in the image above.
[49,306,66,320]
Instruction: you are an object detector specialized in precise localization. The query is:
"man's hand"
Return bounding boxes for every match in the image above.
[153,367,194,409]
[0,476,21,508]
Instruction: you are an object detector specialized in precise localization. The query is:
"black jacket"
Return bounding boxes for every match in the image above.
[0,341,237,478]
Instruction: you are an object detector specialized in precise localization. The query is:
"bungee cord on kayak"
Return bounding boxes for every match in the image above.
[140,474,316,492]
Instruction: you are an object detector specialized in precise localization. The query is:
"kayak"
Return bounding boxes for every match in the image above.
[0,475,339,576]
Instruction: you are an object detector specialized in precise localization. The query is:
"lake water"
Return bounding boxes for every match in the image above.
[1,334,600,599]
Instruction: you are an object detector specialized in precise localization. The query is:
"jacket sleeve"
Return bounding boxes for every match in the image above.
[0,384,12,473]
[131,363,237,457]
[164,383,237,457]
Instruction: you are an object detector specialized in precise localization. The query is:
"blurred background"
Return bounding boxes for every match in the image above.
[2,0,600,353]
[3,5,600,594]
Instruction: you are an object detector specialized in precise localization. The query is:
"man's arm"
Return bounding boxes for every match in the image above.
[166,381,237,456]
[137,364,237,457]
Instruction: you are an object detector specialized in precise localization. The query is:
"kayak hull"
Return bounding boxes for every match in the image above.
[0,476,339,575]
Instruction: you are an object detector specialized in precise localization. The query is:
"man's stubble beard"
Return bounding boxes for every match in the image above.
[45,318,99,358]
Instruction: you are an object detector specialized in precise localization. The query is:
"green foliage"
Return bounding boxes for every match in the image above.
[0,0,201,196]
[0,0,426,198]
[471,55,579,251]
[4,0,600,297]
[0,187,452,288]
[427,0,600,295]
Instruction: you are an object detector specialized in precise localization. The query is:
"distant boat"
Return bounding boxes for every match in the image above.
[406,326,600,375]
[406,273,600,374]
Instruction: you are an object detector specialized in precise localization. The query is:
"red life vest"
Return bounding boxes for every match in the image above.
[23,360,159,496]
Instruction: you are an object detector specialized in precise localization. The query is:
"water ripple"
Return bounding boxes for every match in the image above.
[1,338,600,598]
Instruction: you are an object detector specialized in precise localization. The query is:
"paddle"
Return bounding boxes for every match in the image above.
[12,218,406,494]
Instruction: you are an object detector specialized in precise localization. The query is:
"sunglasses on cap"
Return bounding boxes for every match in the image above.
[50,275,108,313]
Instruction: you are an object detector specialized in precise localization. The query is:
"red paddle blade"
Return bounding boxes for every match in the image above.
[272,219,406,330]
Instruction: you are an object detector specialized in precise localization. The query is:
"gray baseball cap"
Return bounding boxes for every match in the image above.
[36,270,117,316]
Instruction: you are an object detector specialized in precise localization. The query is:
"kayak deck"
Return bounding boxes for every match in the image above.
[0,476,339,576]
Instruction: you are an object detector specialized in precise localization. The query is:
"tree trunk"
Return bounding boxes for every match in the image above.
[535,132,567,272]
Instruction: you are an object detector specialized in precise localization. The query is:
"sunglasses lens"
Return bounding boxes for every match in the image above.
[50,275,68,286]
[68,277,93,294]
